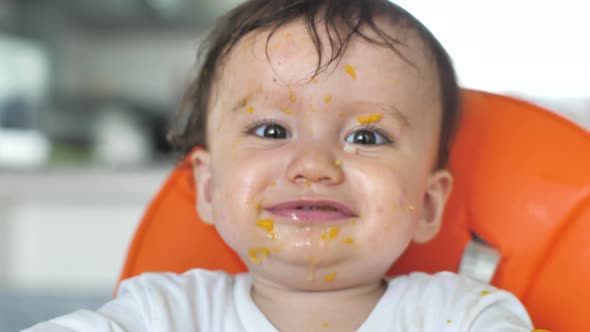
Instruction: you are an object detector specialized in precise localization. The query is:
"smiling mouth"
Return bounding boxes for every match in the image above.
[267,200,356,222]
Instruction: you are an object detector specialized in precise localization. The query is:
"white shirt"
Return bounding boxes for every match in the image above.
[23,269,533,332]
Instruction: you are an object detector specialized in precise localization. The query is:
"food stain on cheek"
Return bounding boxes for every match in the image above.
[256,218,276,239]
[248,247,270,264]
[324,95,332,103]
[343,64,357,80]
[343,144,358,155]
[289,91,297,103]
[342,237,354,244]
[246,105,254,114]
[357,113,384,125]
[333,159,342,168]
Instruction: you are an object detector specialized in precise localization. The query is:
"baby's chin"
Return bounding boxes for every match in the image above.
[245,255,386,292]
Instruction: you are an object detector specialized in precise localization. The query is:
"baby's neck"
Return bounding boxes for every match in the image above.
[251,277,387,332]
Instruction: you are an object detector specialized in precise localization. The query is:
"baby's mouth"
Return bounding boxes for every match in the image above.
[266,200,356,222]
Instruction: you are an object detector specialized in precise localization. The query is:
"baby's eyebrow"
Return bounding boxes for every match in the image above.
[229,94,254,112]
[370,102,411,129]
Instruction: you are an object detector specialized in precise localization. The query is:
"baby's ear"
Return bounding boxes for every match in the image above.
[190,149,215,225]
[413,169,453,243]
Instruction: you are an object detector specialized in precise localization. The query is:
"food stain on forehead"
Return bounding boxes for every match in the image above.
[248,247,270,265]
[343,64,357,80]
[281,108,295,115]
[246,105,254,114]
[357,113,384,125]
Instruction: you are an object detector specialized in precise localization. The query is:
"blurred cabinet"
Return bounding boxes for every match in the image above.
[0,167,170,292]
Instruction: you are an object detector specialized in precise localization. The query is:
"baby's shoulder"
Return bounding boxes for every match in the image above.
[119,268,244,304]
[387,271,511,308]
[379,272,532,330]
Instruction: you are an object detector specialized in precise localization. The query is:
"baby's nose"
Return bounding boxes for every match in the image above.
[286,149,344,185]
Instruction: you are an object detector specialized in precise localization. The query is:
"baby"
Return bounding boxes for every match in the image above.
[25,0,535,331]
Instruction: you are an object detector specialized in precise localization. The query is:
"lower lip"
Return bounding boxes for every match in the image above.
[267,208,352,222]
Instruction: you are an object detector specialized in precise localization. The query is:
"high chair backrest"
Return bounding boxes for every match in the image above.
[119,89,590,332]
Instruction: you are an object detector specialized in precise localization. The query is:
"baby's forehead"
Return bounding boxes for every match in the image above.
[213,19,441,124]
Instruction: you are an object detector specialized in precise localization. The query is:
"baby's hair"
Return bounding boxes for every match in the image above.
[170,0,460,168]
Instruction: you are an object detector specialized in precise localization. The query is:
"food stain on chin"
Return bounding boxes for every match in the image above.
[248,247,270,264]
[325,272,336,282]
[342,237,354,244]
[320,227,340,240]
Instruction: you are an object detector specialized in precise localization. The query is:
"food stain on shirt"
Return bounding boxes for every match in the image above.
[343,64,357,80]
[481,290,491,296]
[357,113,384,125]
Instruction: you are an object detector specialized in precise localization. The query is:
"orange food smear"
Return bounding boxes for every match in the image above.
[322,322,329,328]
[248,248,270,264]
[325,272,336,282]
[256,219,274,233]
[246,106,254,114]
[289,92,296,103]
[481,290,491,296]
[344,64,357,80]
[281,108,295,115]
[343,237,354,244]
[324,95,332,103]
[321,227,340,240]
[334,159,342,167]
[357,113,384,125]
[269,181,277,187]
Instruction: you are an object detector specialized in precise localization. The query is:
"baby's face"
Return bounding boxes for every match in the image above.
[192,20,452,290]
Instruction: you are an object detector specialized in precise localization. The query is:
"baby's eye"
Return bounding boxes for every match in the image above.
[345,128,390,145]
[250,122,289,139]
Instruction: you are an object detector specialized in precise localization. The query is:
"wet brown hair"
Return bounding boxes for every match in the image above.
[170,0,460,168]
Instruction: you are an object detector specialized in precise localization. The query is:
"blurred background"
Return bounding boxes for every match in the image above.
[0,0,588,330]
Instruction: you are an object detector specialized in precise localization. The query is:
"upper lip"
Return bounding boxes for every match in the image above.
[266,200,357,217]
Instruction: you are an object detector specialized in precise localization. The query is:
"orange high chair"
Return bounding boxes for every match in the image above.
[119,90,590,332]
